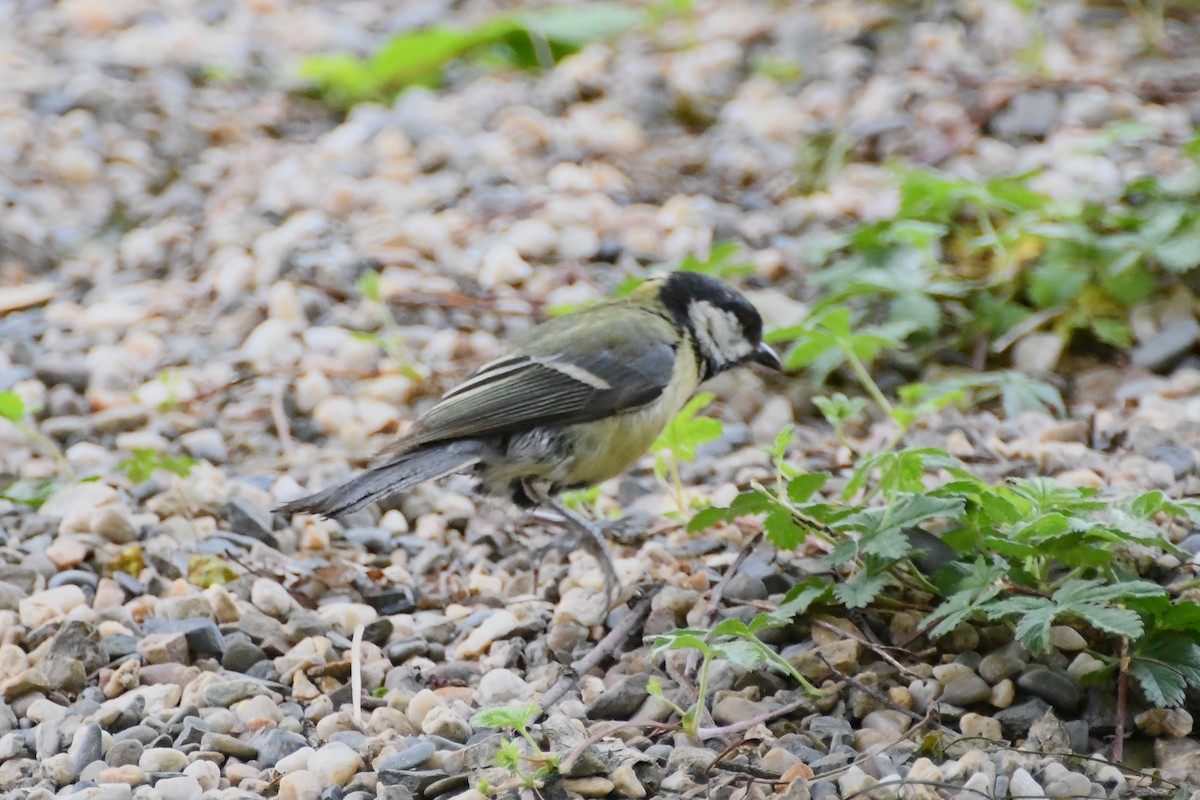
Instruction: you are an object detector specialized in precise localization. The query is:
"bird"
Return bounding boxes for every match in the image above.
[276,270,782,596]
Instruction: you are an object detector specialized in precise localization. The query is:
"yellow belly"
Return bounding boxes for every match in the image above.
[557,346,701,487]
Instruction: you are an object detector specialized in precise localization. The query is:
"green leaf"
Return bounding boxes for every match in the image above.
[526,3,643,45]
[1158,216,1200,271]
[768,577,833,624]
[834,571,889,609]
[653,392,722,462]
[471,701,541,731]
[1133,636,1200,707]
[714,639,768,671]
[787,473,828,504]
[764,508,807,550]
[0,391,25,422]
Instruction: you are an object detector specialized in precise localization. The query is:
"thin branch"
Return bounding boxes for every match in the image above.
[537,585,661,716]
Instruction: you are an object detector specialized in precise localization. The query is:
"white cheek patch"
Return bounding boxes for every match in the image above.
[689,300,753,366]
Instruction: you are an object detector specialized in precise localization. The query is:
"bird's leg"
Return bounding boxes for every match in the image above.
[524,483,621,604]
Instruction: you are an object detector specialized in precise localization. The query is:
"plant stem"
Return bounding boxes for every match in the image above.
[839,340,894,418]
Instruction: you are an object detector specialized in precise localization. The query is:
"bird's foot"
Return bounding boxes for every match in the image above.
[535,500,623,607]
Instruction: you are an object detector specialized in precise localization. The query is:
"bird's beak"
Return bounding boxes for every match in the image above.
[752,341,782,371]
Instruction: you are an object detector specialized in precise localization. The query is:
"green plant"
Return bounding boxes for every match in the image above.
[652,392,723,513]
[0,390,69,476]
[118,449,196,484]
[798,156,1200,371]
[470,702,558,789]
[651,579,827,734]
[299,4,640,110]
[350,269,424,379]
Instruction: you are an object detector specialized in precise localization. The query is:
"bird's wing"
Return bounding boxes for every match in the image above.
[400,309,679,447]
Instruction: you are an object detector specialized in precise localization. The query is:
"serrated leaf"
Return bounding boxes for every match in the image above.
[764,508,807,550]
[471,701,541,730]
[714,639,768,671]
[787,473,828,504]
[1070,604,1144,639]
[834,571,890,609]
[1130,659,1189,707]
[766,577,833,625]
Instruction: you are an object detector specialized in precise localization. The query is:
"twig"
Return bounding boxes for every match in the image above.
[694,691,816,739]
[537,586,662,716]
[351,623,365,728]
[1115,636,1129,763]
[270,381,293,456]
[684,530,764,679]
[813,619,920,679]
[817,653,943,729]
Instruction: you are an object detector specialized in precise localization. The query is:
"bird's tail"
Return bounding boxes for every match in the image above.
[275,440,484,518]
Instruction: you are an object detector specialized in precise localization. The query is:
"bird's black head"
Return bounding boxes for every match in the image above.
[657,271,781,379]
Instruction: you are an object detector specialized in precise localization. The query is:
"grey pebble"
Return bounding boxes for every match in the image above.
[144,618,226,660]
[996,698,1053,739]
[978,652,1025,684]
[251,728,309,768]
[106,739,144,767]
[219,498,275,544]
[722,573,767,602]
[200,732,258,759]
[1017,667,1082,711]
[221,637,267,673]
[69,723,103,772]
[588,673,651,720]
[377,740,436,771]
[940,674,992,706]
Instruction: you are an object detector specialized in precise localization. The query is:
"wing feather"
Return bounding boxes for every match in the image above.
[400,310,680,447]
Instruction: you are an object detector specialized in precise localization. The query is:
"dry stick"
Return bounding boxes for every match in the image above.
[269,382,293,456]
[537,586,662,717]
[694,691,816,739]
[817,653,952,732]
[812,619,921,679]
[683,529,764,679]
[1115,636,1129,763]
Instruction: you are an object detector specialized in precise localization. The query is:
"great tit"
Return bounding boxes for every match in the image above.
[277,271,781,591]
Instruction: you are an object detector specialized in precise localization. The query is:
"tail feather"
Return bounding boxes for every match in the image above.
[275,441,484,518]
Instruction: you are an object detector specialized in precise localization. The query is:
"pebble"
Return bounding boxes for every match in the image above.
[309,742,363,786]
[278,769,322,800]
[251,578,294,618]
[940,674,992,706]
[155,775,202,800]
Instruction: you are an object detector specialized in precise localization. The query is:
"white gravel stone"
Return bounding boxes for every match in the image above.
[478,243,532,288]
[154,775,201,800]
[275,746,315,775]
[139,747,188,773]
[250,578,293,618]
[277,769,322,800]
[308,742,363,787]
[477,668,531,705]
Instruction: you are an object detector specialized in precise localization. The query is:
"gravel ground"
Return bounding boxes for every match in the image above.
[3,1,1200,799]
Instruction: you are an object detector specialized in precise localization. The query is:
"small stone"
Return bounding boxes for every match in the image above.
[454,610,519,658]
[1013,332,1064,374]
[1048,626,1087,652]
[609,762,645,798]
[1067,652,1105,681]
[588,674,650,720]
[91,507,138,544]
[711,694,767,726]
[1017,668,1082,711]
[1009,767,1049,800]
[940,674,991,706]
[137,632,189,665]
[18,585,87,627]
[959,712,1003,742]
[106,739,143,767]
[155,775,202,800]
[139,747,188,773]
[377,740,435,771]
[978,652,1025,684]
[69,723,103,773]
[477,668,529,705]
[201,732,259,759]
[278,769,322,800]
[561,777,615,797]
[251,578,294,618]
[989,679,1015,709]
[1136,708,1193,738]
[420,706,472,743]
[184,760,221,792]
[222,638,267,673]
[309,742,363,786]
[275,746,315,774]
[180,429,228,463]
[478,243,532,288]
[97,764,149,785]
